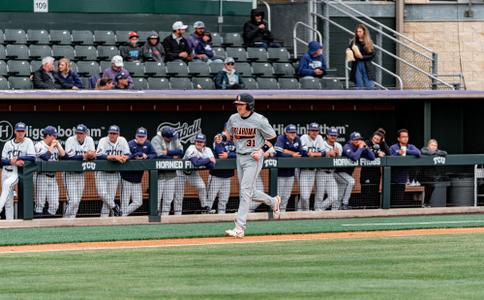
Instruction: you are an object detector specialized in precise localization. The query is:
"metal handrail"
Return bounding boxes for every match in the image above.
[313,12,455,90]
[344,60,402,90]
[372,61,404,90]
[293,21,323,59]
[257,0,272,31]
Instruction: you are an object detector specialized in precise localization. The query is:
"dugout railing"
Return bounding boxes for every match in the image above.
[15,154,484,221]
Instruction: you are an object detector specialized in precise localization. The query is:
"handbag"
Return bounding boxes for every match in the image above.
[345,48,355,62]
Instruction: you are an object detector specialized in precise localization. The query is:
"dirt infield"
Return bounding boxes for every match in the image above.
[2,227,484,254]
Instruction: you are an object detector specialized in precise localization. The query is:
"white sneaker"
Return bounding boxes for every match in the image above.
[225,226,245,238]
[273,195,281,219]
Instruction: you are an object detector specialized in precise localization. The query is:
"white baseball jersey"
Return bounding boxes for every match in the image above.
[65,136,96,158]
[322,140,343,157]
[35,141,63,161]
[96,136,130,157]
[183,145,214,160]
[226,112,276,154]
[2,138,36,169]
[301,134,325,153]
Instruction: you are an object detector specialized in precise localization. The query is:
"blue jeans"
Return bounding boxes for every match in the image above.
[355,61,375,90]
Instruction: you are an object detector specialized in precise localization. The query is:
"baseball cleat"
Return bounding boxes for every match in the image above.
[201,206,216,214]
[112,204,122,217]
[273,195,281,219]
[225,227,245,238]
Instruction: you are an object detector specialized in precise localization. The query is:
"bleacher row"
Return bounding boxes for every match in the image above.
[0,29,343,90]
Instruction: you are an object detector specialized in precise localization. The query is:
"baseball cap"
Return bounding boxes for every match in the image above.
[136,127,148,137]
[326,127,339,136]
[224,57,235,64]
[43,126,58,137]
[193,21,205,29]
[115,71,130,81]
[15,122,26,132]
[350,132,363,141]
[195,133,206,142]
[308,122,320,131]
[108,125,120,134]
[172,21,188,31]
[161,127,176,139]
[75,124,88,134]
[111,55,124,67]
[285,124,297,133]
[128,31,139,39]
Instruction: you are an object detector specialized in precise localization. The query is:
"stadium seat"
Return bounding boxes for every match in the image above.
[4,29,27,44]
[50,30,72,45]
[0,30,4,44]
[6,45,30,60]
[30,61,42,72]
[300,77,322,89]
[72,30,94,45]
[148,77,170,89]
[252,62,274,77]
[243,77,258,89]
[29,45,52,60]
[97,46,119,61]
[7,60,31,76]
[133,77,149,90]
[170,77,193,90]
[321,78,344,90]
[273,62,295,78]
[213,47,226,60]
[70,61,79,73]
[0,61,8,77]
[278,78,300,89]
[226,48,247,62]
[0,76,10,89]
[115,31,131,45]
[138,31,153,45]
[0,46,5,60]
[9,77,32,89]
[80,77,91,89]
[192,77,215,90]
[211,33,224,47]
[188,62,211,77]
[125,62,145,77]
[257,78,279,89]
[268,48,291,62]
[52,45,75,60]
[27,29,50,45]
[144,61,166,77]
[100,61,112,72]
[223,33,244,47]
[236,62,252,77]
[166,61,189,77]
[158,31,171,40]
[247,48,268,62]
[94,30,117,45]
[77,61,101,77]
[209,61,224,75]
[74,46,98,61]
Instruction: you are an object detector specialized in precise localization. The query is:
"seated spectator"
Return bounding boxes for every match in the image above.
[95,77,113,90]
[102,55,133,89]
[243,9,279,48]
[421,139,447,156]
[32,56,59,89]
[142,31,165,62]
[113,72,133,90]
[214,57,245,89]
[390,129,421,158]
[298,41,327,78]
[54,58,82,89]
[194,32,221,62]
[163,21,192,63]
[120,32,142,62]
[186,21,206,51]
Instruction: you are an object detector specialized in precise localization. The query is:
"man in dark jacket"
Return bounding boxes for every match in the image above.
[243,9,278,48]
[297,41,327,78]
[32,56,60,89]
[142,31,165,62]
[163,21,192,63]
[214,57,245,89]
[120,31,142,62]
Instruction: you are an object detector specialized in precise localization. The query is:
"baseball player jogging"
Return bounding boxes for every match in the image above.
[35,126,66,216]
[96,125,130,217]
[183,133,216,214]
[63,124,96,218]
[207,125,236,214]
[151,126,184,215]
[225,93,281,238]
[120,127,157,216]
[0,122,35,220]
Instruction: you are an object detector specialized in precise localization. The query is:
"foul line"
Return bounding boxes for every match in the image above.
[341,220,484,227]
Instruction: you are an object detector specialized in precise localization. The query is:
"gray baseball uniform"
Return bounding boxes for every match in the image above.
[299,134,326,211]
[226,112,277,230]
[35,141,64,215]
[183,144,214,209]
[318,140,342,210]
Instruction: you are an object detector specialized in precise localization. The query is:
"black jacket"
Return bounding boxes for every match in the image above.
[141,31,165,62]
[32,68,60,89]
[360,139,390,185]
[214,70,245,90]
[349,39,376,82]
[162,34,191,62]
[54,70,83,89]
[242,9,274,46]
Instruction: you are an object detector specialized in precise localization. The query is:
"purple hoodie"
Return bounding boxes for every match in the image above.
[102,67,134,89]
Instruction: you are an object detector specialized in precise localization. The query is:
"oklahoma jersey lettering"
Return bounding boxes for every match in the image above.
[226,112,276,154]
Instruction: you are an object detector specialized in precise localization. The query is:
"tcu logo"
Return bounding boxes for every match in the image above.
[82,161,96,171]
[264,158,278,168]
[433,157,446,165]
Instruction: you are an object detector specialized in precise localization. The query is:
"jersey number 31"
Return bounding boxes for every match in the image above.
[246,139,255,147]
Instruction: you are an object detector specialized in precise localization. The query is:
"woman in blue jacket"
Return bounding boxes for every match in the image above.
[297,41,327,78]
[54,58,83,89]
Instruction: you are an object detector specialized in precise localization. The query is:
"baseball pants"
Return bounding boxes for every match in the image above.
[171,172,186,215]
[249,175,265,211]
[0,169,18,220]
[120,179,143,216]
[334,172,355,207]
[63,172,85,218]
[186,172,207,208]
[314,171,339,210]
[35,173,60,215]
[277,176,294,212]
[158,172,177,216]
[96,171,120,217]
[206,175,231,213]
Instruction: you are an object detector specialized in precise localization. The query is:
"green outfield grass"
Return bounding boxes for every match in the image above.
[2,213,484,246]
[0,232,484,299]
